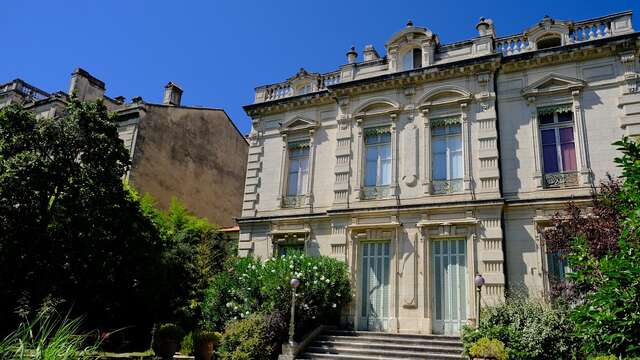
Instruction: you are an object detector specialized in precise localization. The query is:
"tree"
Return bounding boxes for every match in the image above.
[0,100,164,347]
[542,137,640,357]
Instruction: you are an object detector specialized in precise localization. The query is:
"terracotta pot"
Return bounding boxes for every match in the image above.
[154,338,179,359]
[196,339,215,360]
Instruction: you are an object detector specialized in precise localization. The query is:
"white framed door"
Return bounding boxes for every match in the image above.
[432,238,468,334]
[359,241,390,331]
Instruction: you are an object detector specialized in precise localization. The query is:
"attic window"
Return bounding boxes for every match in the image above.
[402,48,422,70]
[536,35,562,50]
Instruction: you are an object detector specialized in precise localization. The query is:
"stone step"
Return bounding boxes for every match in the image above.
[324,330,462,342]
[299,348,464,360]
[315,335,463,348]
[309,339,463,354]
[304,345,463,358]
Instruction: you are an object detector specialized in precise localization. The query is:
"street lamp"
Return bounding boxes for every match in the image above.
[289,278,301,346]
[474,274,485,327]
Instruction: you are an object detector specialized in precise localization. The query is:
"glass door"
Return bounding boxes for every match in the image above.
[432,239,468,334]
[359,242,390,331]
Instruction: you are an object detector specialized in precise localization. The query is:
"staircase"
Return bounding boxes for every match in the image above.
[297,329,465,359]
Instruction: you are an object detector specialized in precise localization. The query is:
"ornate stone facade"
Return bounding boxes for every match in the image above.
[238,12,639,334]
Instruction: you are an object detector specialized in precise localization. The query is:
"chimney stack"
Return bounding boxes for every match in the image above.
[363,45,380,62]
[163,82,183,106]
[346,46,358,64]
[476,17,496,37]
[68,68,105,101]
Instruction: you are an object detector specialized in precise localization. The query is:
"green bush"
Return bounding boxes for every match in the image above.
[180,332,194,355]
[155,323,185,342]
[217,314,270,360]
[202,254,351,332]
[462,295,580,360]
[468,337,508,360]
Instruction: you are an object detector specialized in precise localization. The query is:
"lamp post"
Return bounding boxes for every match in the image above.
[474,274,485,327]
[289,278,301,346]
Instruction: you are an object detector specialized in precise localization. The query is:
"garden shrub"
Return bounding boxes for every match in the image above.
[218,313,270,360]
[462,295,580,360]
[203,254,350,333]
[468,337,508,360]
[180,332,194,355]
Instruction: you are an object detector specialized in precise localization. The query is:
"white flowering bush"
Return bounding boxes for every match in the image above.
[202,254,350,332]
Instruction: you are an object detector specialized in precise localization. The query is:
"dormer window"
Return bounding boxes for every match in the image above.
[402,48,423,70]
[536,34,562,50]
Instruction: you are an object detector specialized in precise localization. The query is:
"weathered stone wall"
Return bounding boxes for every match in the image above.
[129,105,247,227]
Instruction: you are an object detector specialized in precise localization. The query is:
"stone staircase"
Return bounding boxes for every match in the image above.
[297,329,465,359]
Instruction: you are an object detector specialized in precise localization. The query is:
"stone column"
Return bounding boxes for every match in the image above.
[571,90,591,185]
[278,133,288,206]
[421,109,432,194]
[390,113,399,196]
[306,129,316,207]
[354,117,364,200]
[461,103,472,191]
[527,97,544,188]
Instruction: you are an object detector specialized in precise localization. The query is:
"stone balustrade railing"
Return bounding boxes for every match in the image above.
[255,70,341,103]
[0,79,50,102]
[495,35,530,56]
[570,19,611,43]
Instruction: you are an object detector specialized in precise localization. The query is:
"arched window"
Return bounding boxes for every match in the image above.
[402,48,423,70]
[536,34,562,50]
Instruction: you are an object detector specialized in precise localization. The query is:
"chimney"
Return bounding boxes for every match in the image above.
[346,46,358,64]
[68,68,105,101]
[363,45,380,61]
[163,82,183,106]
[476,17,496,37]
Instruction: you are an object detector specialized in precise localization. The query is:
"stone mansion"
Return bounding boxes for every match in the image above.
[238,11,640,335]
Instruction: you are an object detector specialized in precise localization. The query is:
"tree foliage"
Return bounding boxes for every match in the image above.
[0,101,229,349]
[541,137,640,357]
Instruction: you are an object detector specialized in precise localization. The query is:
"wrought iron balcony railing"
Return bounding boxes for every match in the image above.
[544,172,579,188]
[361,186,392,200]
[282,195,307,208]
[432,179,464,195]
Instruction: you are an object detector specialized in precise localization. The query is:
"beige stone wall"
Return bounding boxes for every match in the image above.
[129,105,248,227]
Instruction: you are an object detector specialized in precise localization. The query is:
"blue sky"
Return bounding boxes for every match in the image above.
[2,0,638,134]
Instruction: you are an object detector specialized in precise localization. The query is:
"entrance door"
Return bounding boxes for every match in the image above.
[432,239,468,334]
[359,242,390,331]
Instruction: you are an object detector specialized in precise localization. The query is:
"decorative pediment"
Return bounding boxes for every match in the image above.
[354,99,400,118]
[279,116,319,135]
[524,16,571,48]
[521,74,586,97]
[418,86,473,109]
[386,21,438,49]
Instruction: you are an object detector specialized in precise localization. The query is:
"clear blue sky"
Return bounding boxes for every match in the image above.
[2,0,638,134]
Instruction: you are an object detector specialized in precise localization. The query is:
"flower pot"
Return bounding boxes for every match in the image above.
[196,339,215,360]
[154,338,179,359]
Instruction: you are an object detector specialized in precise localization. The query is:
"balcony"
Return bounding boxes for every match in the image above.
[432,179,463,195]
[544,172,579,188]
[282,195,307,208]
[255,69,341,103]
[361,186,392,200]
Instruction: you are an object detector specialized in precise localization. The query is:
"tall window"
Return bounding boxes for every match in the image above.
[431,118,463,194]
[538,105,577,187]
[364,128,392,188]
[286,141,309,197]
[547,252,569,281]
[402,48,423,70]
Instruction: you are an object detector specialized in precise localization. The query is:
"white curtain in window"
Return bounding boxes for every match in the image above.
[287,148,309,196]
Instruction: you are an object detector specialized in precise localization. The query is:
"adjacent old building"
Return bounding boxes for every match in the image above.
[0,69,248,227]
[238,11,639,335]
